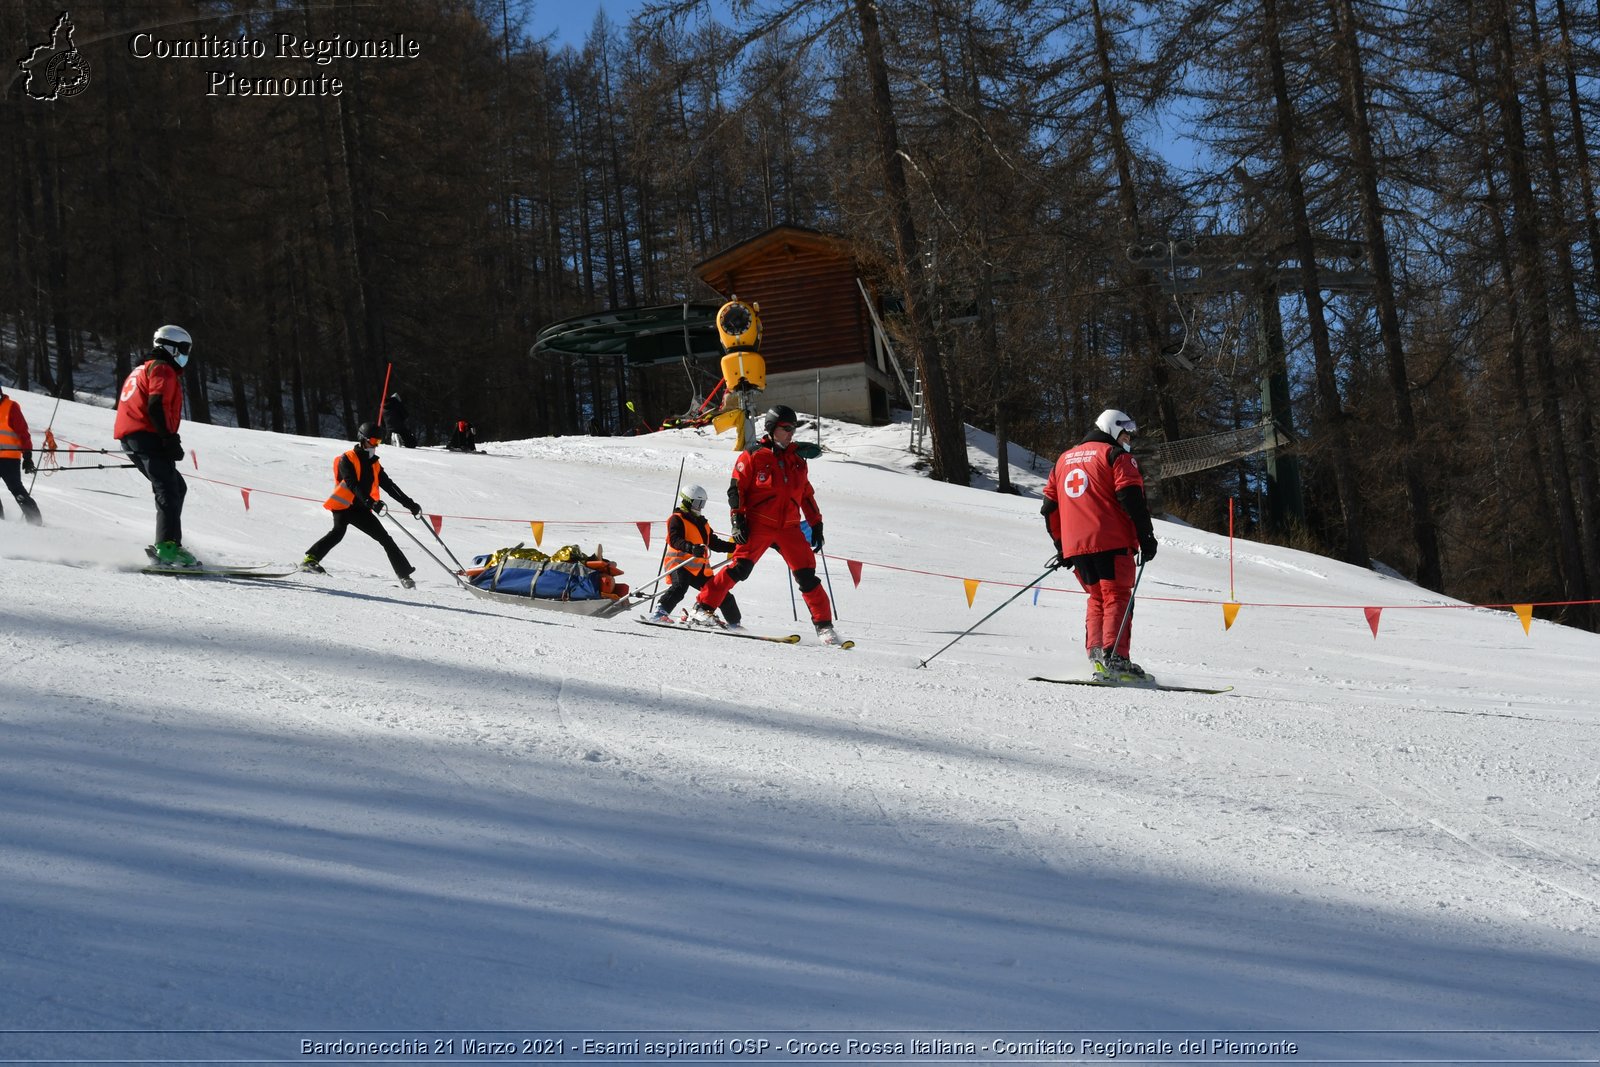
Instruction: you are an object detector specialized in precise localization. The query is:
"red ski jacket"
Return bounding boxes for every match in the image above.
[1042,436,1146,557]
[729,440,822,531]
[113,357,184,438]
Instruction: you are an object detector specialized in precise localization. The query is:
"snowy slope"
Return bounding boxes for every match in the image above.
[2,389,1597,1064]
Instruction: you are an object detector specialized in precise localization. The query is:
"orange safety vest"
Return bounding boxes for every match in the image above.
[662,510,714,578]
[0,397,22,459]
[324,449,383,510]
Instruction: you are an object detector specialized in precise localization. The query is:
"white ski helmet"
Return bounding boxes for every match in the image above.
[1095,408,1137,440]
[153,324,193,367]
[680,484,708,512]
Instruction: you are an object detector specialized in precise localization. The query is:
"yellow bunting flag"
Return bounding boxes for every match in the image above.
[1514,604,1533,634]
[429,514,443,535]
[963,578,980,607]
[1222,602,1241,630]
[1364,606,1382,638]
[240,488,251,511]
[636,521,651,549]
[529,521,544,546]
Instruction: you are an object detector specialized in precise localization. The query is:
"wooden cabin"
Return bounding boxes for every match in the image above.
[695,225,902,424]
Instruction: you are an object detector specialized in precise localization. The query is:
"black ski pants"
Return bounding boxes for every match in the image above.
[0,458,42,525]
[306,506,414,578]
[657,566,740,624]
[121,434,187,544]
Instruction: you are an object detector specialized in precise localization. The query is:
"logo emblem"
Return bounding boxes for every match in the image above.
[18,12,91,101]
[1064,468,1088,498]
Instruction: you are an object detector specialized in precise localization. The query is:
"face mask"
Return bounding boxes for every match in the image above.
[174,353,189,368]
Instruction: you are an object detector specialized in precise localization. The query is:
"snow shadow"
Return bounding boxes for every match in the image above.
[1,629,1596,1064]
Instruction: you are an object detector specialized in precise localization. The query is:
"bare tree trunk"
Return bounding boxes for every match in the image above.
[1523,0,1600,613]
[852,0,970,485]
[1488,0,1590,605]
[1262,0,1368,565]
[1329,0,1442,589]
[1090,0,1179,442]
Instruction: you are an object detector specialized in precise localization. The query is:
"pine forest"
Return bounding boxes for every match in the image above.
[3,0,1598,625]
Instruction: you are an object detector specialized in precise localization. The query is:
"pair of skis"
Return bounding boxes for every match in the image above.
[142,562,299,579]
[141,546,300,580]
[637,614,854,649]
[1031,675,1233,695]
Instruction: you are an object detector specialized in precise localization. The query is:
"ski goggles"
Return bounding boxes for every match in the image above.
[364,435,383,448]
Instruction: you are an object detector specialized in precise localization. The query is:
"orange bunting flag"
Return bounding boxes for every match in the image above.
[636,521,651,549]
[846,559,863,587]
[963,578,980,607]
[1222,602,1242,630]
[240,488,251,511]
[529,521,544,546]
[1514,603,1533,634]
[68,444,77,463]
[1364,606,1382,638]
[429,514,443,535]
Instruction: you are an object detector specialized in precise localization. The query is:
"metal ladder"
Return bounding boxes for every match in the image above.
[857,278,926,454]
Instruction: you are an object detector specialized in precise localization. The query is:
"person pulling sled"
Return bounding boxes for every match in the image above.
[0,383,43,525]
[302,422,424,587]
[648,483,742,629]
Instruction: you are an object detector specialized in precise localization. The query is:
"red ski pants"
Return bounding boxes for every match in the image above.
[696,522,832,625]
[1072,549,1135,657]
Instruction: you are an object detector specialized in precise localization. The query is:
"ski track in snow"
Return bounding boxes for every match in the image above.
[2,393,1598,1061]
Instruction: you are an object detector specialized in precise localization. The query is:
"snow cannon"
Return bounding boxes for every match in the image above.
[714,297,766,449]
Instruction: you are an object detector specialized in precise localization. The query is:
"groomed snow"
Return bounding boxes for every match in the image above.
[2,390,1596,1063]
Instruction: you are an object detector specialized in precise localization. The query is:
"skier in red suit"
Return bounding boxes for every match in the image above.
[1041,408,1158,680]
[690,405,844,646]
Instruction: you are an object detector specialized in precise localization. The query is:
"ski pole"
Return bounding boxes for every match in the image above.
[1107,556,1147,661]
[625,400,655,434]
[787,567,798,621]
[916,565,1058,669]
[383,509,470,588]
[628,554,701,598]
[649,458,686,610]
[414,512,469,572]
[377,362,393,425]
[33,462,138,472]
[819,550,839,621]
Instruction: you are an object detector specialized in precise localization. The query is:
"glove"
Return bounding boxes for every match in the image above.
[369,498,387,515]
[1046,548,1066,570]
[691,544,709,558]
[730,512,748,544]
[163,434,184,461]
[21,453,34,474]
[808,521,825,550]
[1139,534,1158,561]
[408,502,421,518]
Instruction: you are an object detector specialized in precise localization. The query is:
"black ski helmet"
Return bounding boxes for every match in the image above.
[760,404,799,438]
[357,421,382,444]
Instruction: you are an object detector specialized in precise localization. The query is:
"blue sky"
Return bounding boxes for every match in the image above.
[516,0,640,48]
